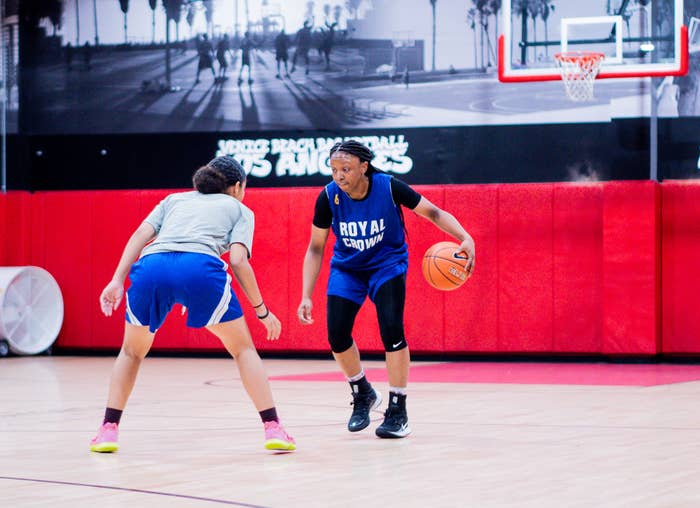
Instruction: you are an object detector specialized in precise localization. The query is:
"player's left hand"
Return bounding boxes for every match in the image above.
[99,280,124,317]
[458,238,476,277]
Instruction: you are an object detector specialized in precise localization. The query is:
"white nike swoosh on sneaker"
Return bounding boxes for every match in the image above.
[392,341,403,348]
[394,423,411,436]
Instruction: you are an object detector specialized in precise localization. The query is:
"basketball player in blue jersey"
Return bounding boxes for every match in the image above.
[91,156,295,453]
[297,140,475,438]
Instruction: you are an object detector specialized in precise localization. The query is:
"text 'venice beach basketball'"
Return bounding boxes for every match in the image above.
[421,241,470,291]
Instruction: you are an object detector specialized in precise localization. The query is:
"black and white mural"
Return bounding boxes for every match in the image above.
[18,0,700,135]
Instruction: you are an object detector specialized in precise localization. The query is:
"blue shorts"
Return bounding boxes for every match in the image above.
[327,262,408,306]
[125,252,243,333]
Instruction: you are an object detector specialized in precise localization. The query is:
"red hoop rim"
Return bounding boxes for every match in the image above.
[554,51,605,64]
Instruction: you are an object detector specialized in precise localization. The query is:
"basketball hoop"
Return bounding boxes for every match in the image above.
[554,51,605,102]
[392,31,415,49]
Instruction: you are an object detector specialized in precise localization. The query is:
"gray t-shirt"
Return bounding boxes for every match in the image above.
[141,191,254,258]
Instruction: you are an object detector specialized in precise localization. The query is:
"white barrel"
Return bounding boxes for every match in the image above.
[0,266,64,355]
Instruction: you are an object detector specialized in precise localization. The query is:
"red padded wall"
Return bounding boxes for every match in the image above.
[497,184,554,352]
[443,185,499,353]
[552,184,603,353]
[402,186,447,353]
[39,192,95,348]
[1,191,33,266]
[661,181,700,353]
[3,181,684,356]
[285,187,335,352]
[601,181,660,354]
[90,191,147,349]
[238,188,292,352]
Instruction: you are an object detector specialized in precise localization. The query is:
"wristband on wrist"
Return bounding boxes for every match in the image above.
[252,301,265,309]
[257,309,270,320]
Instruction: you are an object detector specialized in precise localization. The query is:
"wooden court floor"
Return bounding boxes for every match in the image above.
[2,356,700,508]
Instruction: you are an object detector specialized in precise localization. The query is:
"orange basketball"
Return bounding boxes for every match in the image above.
[421,241,471,291]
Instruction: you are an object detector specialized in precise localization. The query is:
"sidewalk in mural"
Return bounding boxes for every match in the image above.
[29,47,658,134]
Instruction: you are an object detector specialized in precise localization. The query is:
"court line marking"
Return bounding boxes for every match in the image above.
[0,476,270,508]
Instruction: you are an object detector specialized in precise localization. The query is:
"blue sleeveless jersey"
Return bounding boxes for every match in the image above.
[326,172,408,272]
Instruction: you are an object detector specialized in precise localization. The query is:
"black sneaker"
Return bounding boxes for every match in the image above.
[347,387,381,432]
[375,394,411,439]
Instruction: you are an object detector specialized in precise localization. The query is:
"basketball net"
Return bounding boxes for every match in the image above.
[554,51,605,102]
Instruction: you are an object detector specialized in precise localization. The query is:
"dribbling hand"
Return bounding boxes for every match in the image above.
[297,297,314,325]
[459,238,476,277]
[100,280,124,317]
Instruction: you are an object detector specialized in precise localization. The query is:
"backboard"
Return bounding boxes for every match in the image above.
[499,0,688,82]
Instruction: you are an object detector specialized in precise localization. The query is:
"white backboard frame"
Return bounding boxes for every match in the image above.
[499,0,688,82]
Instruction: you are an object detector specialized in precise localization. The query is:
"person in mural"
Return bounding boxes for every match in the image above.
[216,33,234,80]
[64,43,74,71]
[237,31,255,85]
[90,156,296,453]
[275,29,291,79]
[297,140,475,439]
[195,34,216,84]
[82,41,92,71]
[291,20,313,75]
[319,21,338,71]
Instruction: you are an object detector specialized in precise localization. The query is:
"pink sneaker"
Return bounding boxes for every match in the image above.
[264,421,296,451]
[90,422,119,453]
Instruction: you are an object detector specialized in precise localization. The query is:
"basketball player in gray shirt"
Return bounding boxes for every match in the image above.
[90,156,296,453]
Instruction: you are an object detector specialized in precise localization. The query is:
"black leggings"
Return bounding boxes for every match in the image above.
[327,274,407,353]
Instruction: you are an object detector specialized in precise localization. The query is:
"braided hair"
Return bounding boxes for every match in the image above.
[193,156,246,194]
[329,140,382,174]
[330,139,408,234]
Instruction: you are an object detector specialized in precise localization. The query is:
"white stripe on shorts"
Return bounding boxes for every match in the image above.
[207,260,233,326]
[125,293,143,326]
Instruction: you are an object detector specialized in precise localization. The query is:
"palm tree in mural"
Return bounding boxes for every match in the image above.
[345,0,361,20]
[25,0,62,29]
[47,0,62,36]
[489,0,501,48]
[92,0,99,45]
[489,0,502,67]
[74,0,80,44]
[526,0,541,63]
[202,0,214,36]
[333,4,343,24]
[473,0,490,70]
[186,3,196,40]
[149,0,157,43]
[541,0,554,58]
[512,0,529,64]
[478,0,499,67]
[163,0,184,86]
[429,0,436,71]
[467,7,478,69]
[118,0,129,44]
[173,1,183,42]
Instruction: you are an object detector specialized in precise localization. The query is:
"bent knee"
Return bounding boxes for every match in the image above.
[121,342,149,360]
[380,326,406,353]
[327,333,353,354]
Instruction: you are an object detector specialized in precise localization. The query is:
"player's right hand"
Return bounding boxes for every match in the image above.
[100,280,124,317]
[297,297,314,325]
